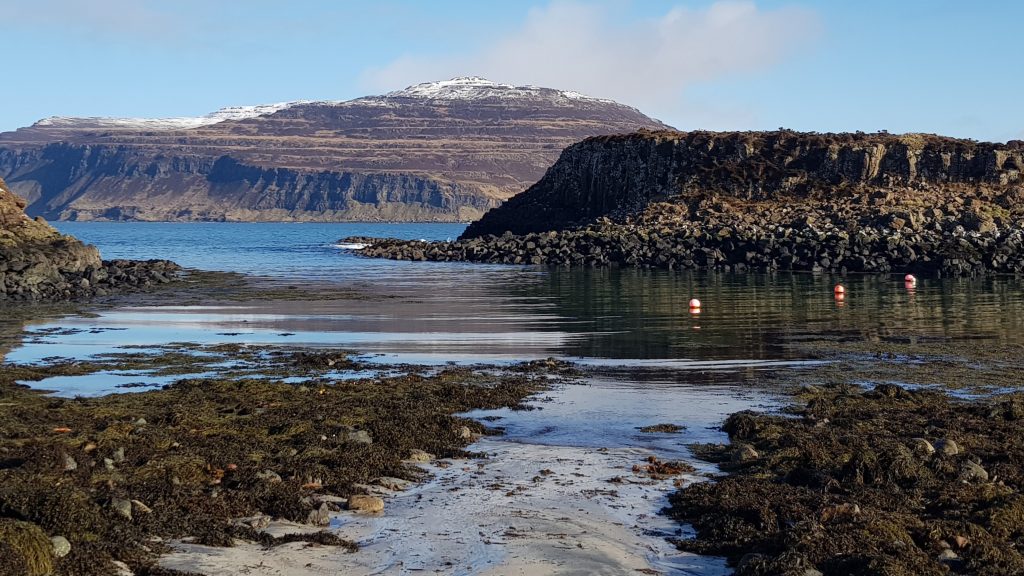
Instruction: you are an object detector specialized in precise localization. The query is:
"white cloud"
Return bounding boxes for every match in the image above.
[360,1,820,127]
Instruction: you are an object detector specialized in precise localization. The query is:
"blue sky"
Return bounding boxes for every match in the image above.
[2,0,1021,141]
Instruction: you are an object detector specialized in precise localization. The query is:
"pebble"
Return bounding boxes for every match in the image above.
[935,438,961,456]
[347,494,385,513]
[731,444,760,463]
[959,461,989,483]
[256,470,283,483]
[112,447,125,463]
[111,497,133,521]
[344,430,373,445]
[307,502,331,526]
[373,476,413,491]
[63,455,78,472]
[406,449,435,463]
[131,499,153,514]
[50,536,72,558]
[910,438,936,457]
[458,426,474,439]
[233,515,272,530]
[312,494,348,506]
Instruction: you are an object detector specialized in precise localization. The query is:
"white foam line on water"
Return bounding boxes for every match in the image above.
[572,357,828,370]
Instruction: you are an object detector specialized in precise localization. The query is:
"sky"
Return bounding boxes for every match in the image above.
[1,0,1021,141]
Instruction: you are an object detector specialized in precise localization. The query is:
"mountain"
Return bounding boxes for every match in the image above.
[0,77,670,222]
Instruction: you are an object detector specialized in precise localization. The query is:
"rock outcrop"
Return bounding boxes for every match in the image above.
[0,177,178,301]
[462,130,1024,238]
[353,130,1024,277]
[0,78,669,222]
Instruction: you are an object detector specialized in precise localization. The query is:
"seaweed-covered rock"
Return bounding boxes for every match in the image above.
[667,384,1024,575]
[0,519,53,576]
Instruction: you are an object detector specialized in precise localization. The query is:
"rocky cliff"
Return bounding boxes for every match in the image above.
[462,130,1024,238]
[0,78,670,222]
[0,177,177,300]
[356,130,1024,276]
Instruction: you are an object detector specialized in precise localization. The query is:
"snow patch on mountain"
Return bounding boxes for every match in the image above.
[372,77,619,105]
[32,101,314,131]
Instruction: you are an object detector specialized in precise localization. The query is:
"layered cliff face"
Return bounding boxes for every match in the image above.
[0,78,670,222]
[462,130,1024,238]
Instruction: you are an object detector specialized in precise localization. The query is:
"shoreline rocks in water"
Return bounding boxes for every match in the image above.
[349,130,1024,277]
[346,208,1024,276]
[0,176,180,301]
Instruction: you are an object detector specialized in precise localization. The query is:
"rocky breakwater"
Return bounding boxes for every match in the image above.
[353,130,1024,277]
[0,177,178,301]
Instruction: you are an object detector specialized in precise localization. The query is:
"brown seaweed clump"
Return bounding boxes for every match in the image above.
[0,350,558,576]
[0,518,53,576]
[667,384,1024,576]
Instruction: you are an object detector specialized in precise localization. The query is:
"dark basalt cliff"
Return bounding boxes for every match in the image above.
[356,130,1024,276]
[0,176,177,301]
[463,130,1024,238]
[0,79,669,222]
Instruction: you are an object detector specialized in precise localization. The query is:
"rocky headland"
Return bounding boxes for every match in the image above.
[354,130,1024,276]
[0,177,178,301]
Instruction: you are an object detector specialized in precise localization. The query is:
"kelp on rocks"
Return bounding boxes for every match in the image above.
[667,383,1024,576]
[0,348,562,575]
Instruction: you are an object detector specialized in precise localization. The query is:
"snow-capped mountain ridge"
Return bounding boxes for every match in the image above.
[28,78,631,132]
[373,76,620,105]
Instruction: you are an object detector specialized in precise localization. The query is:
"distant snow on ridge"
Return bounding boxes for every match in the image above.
[32,101,313,131]
[374,76,619,105]
[29,77,629,131]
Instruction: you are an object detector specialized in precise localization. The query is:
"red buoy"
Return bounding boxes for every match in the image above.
[689,298,701,308]
[834,284,846,295]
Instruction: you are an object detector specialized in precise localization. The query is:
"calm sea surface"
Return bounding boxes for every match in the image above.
[40,221,1024,362]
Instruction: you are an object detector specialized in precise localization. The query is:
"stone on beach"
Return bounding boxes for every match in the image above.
[50,536,71,558]
[111,497,133,520]
[347,495,385,513]
[406,449,435,463]
[373,476,413,491]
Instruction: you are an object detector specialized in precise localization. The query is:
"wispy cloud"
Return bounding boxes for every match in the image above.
[360,1,820,127]
[0,0,180,41]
